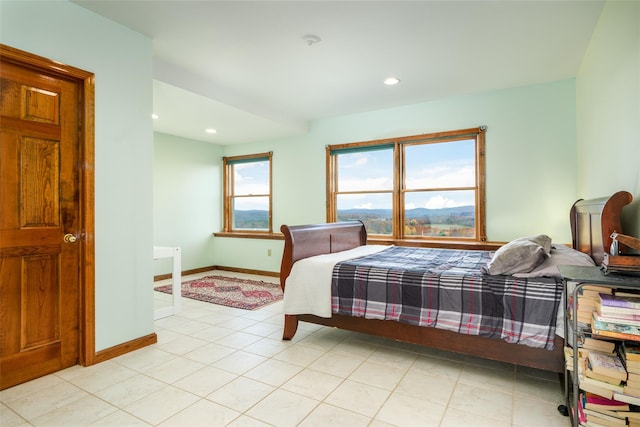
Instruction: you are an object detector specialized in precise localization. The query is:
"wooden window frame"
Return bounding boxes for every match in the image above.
[222,152,273,235]
[327,127,486,244]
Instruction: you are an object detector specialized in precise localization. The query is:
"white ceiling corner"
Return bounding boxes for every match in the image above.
[74,0,605,146]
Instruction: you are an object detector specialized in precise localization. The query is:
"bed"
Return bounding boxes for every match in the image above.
[279,191,633,373]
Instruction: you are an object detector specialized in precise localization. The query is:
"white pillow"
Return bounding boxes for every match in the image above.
[483,239,548,275]
[513,244,596,278]
[512,234,552,255]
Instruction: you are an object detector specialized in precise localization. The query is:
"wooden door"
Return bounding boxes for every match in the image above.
[0,46,93,389]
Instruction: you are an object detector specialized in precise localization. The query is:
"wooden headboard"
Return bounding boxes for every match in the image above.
[570,190,633,265]
[279,221,367,289]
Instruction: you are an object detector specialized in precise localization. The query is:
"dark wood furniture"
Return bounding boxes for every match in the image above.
[279,191,633,373]
[570,190,633,265]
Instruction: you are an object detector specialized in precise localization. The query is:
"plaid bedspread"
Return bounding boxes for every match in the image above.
[331,246,563,349]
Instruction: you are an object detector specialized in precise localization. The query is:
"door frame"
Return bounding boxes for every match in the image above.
[1,44,96,367]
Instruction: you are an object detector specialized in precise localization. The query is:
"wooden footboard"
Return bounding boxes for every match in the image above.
[284,312,565,372]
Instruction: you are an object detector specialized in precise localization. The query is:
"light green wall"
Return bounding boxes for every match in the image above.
[217,79,578,272]
[153,132,222,274]
[5,0,633,360]
[576,0,640,238]
[1,1,155,351]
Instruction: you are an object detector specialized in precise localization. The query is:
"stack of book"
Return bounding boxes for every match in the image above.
[567,338,616,372]
[612,342,640,412]
[580,392,631,426]
[579,391,638,427]
[592,293,640,342]
[570,291,640,425]
[566,346,588,373]
[623,343,640,397]
[572,286,614,325]
[581,350,627,400]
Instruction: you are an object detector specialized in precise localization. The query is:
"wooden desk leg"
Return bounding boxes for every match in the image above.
[282,315,299,340]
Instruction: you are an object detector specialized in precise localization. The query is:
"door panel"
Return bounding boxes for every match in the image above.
[0,59,80,389]
[21,137,60,227]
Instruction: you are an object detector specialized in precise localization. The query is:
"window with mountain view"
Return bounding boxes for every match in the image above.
[327,127,486,242]
[223,152,272,233]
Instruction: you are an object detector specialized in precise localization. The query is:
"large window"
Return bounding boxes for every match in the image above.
[223,152,272,233]
[327,127,486,242]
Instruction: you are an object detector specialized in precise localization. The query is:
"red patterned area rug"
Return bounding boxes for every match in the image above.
[154,275,283,310]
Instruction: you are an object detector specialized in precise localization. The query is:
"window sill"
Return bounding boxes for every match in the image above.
[367,237,503,251]
[213,231,284,240]
[212,232,501,247]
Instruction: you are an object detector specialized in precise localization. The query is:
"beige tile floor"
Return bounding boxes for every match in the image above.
[1,270,571,426]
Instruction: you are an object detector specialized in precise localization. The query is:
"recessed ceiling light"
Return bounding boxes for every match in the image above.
[151,113,159,119]
[205,128,217,134]
[384,77,400,86]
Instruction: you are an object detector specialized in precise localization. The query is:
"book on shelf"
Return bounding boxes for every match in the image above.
[571,296,597,324]
[580,295,598,308]
[619,411,640,421]
[579,314,596,325]
[588,351,628,381]
[627,363,640,375]
[584,286,614,296]
[615,290,640,299]
[566,346,576,371]
[613,391,640,405]
[576,392,587,424]
[592,313,640,342]
[584,410,627,426]
[584,407,627,420]
[567,346,590,372]
[584,337,617,353]
[594,311,640,328]
[586,367,624,386]
[581,376,624,394]
[584,392,630,411]
[580,297,598,308]
[626,380,640,392]
[596,300,640,317]
[593,330,640,342]
[623,342,640,362]
[576,312,595,324]
[583,292,612,302]
[600,293,640,309]
[573,286,612,326]
[567,345,591,357]
[585,415,627,427]
[628,371,640,383]
[624,385,640,396]
[582,379,615,399]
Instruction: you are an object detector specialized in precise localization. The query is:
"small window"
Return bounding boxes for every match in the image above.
[223,152,272,233]
[327,127,486,242]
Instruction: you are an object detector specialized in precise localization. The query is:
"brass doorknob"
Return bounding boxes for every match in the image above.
[63,234,77,244]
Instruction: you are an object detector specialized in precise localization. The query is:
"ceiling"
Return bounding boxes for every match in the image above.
[74,0,604,145]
